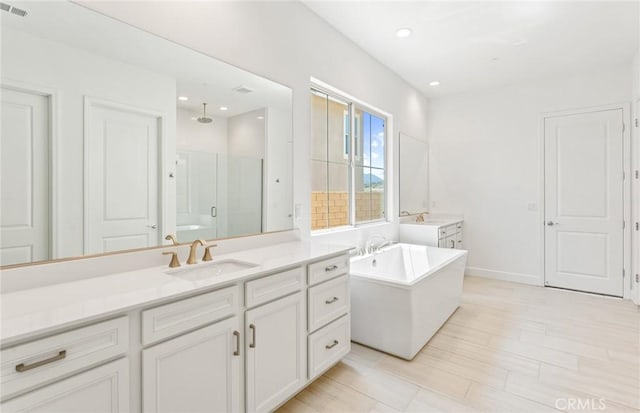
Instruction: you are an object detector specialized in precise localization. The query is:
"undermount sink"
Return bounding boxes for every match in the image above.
[167,259,258,281]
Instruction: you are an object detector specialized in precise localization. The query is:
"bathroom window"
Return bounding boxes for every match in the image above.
[311,87,387,231]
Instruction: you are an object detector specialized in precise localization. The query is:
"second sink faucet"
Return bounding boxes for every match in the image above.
[187,239,206,265]
[365,234,395,254]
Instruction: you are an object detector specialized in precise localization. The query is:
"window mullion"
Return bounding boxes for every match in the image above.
[349,103,356,227]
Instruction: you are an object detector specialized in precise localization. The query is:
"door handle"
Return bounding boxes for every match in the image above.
[450,239,455,248]
[546,221,559,226]
[325,340,339,349]
[325,296,339,304]
[16,350,66,372]
[249,324,256,348]
[147,224,158,229]
[211,206,217,218]
[233,331,240,356]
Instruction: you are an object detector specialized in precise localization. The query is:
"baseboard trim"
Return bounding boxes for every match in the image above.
[465,266,542,286]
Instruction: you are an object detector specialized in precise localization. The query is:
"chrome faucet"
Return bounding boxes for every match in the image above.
[365,234,390,254]
[376,240,398,251]
[187,239,205,265]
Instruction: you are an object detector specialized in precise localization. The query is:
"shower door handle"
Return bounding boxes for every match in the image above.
[211,206,217,218]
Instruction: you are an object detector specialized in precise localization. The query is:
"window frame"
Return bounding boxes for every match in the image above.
[310,85,389,232]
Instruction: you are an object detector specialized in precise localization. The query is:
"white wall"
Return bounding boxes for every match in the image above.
[227,108,266,158]
[81,1,431,249]
[2,27,176,259]
[176,107,227,154]
[428,65,633,287]
[265,106,294,232]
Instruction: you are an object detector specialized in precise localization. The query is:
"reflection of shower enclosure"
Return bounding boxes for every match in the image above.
[176,151,263,243]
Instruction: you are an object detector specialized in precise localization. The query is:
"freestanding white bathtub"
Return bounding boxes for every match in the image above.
[350,243,467,360]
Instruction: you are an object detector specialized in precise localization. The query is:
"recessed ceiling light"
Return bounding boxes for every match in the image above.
[257,116,264,120]
[429,81,440,86]
[219,106,228,111]
[395,28,412,38]
[177,96,189,101]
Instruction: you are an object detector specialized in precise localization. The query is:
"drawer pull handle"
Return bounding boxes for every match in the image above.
[325,265,339,272]
[325,296,339,304]
[16,350,66,372]
[325,340,339,349]
[233,331,240,356]
[249,324,256,348]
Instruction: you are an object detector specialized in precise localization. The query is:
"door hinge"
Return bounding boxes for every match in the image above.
[636,222,639,231]
[623,123,626,132]
[636,274,639,283]
[623,269,625,278]
[635,118,639,127]
[635,170,639,179]
[623,220,625,229]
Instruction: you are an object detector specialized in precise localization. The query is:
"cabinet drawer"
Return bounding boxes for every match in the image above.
[308,315,350,380]
[308,275,349,332]
[1,317,129,399]
[245,267,304,309]
[308,255,349,286]
[142,285,239,345]
[1,358,130,412]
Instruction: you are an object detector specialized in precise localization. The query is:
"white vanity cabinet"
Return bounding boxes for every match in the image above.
[142,316,242,413]
[400,219,464,249]
[1,250,351,413]
[245,291,306,413]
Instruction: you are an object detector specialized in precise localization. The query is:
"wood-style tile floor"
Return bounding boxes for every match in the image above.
[277,276,640,412]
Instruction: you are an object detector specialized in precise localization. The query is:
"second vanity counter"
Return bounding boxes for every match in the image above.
[1,241,352,346]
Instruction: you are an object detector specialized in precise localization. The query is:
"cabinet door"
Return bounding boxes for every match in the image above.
[142,316,242,413]
[445,234,456,249]
[455,229,463,249]
[246,292,306,413]
[1,358,129,413]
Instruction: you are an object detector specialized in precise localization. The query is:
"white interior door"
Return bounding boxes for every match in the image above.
[86,100,160,254]
[0,87,49,265]
[544,108,624,296]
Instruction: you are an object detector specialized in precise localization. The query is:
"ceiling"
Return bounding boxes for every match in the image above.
[3,1,291,118]
[303,1,640,97]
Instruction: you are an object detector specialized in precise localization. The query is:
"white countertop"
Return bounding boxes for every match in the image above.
[1,241,352,346]
[399,214,464,228]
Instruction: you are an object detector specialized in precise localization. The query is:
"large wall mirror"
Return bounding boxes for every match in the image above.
[399,133,429,215]
[0,1,293,267]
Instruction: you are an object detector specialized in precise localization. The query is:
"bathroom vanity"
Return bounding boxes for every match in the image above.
[399,216,464,249]
[0,242,351,413]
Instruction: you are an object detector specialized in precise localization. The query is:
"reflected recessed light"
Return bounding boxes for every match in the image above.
[191,117,197,120]
[178,96,189,101]
[429,81,440,86]
[219,106,228,111]
[257,116,264,120]
[396,28,412,38]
